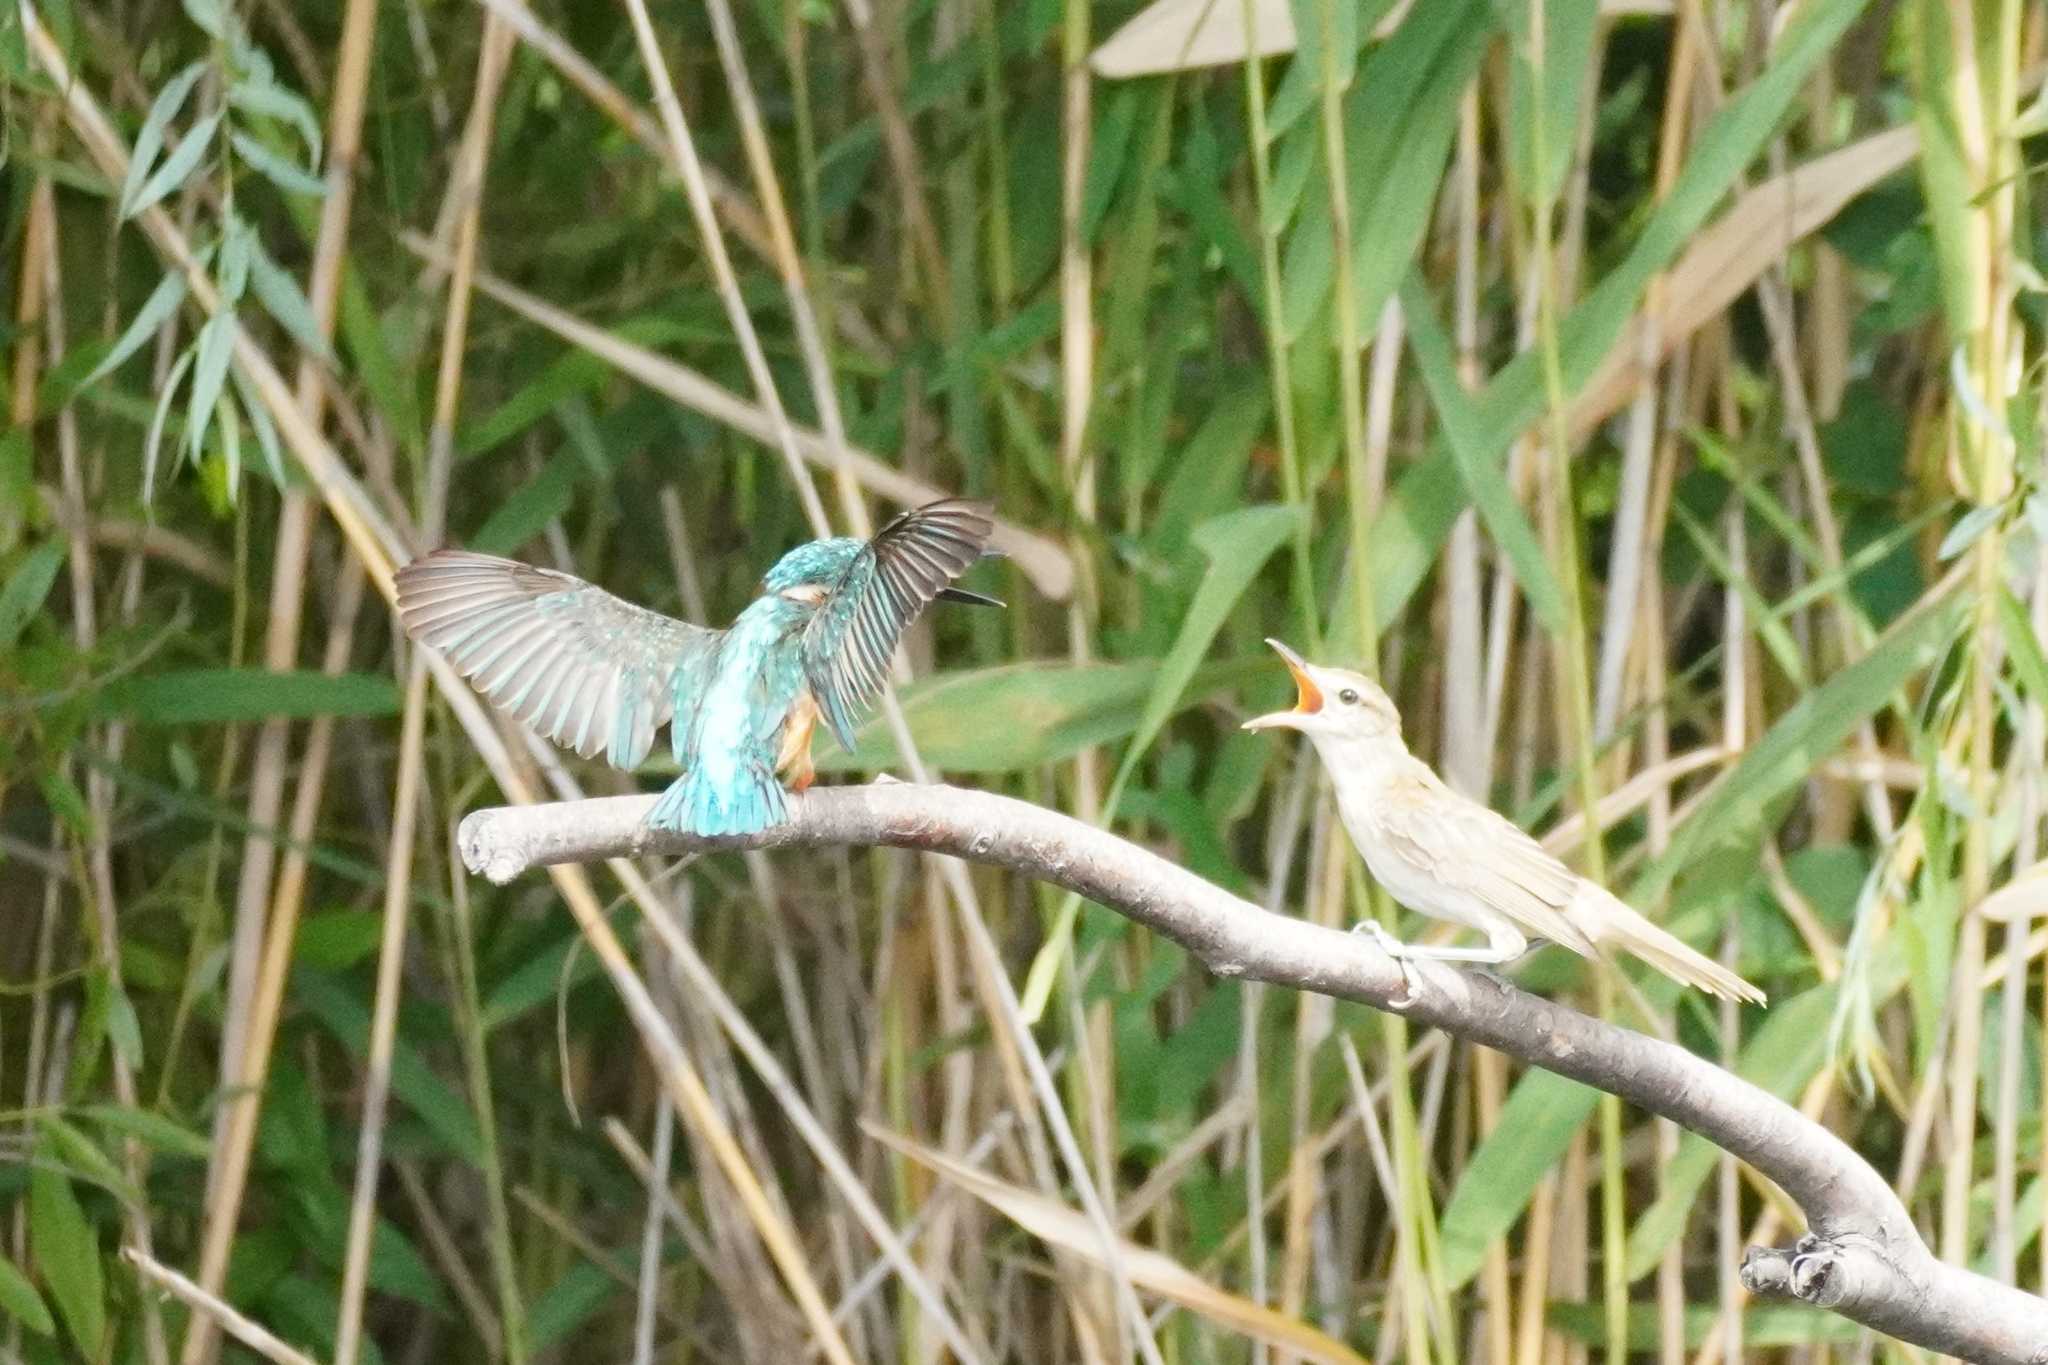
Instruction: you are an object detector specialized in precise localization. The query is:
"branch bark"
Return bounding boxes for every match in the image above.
[459,781,2048,1365]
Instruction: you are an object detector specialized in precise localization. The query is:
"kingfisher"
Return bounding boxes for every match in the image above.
[394,499,1000,837]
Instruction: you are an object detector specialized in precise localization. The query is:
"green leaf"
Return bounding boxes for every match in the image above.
[229,129,328,198]
[822,658,1267,774]
[228,75,322,163]
[294,910,386,969]
[81,271,189,388]
[1358,0,1873,633]
[0,1250,54,1336]
[292,969,485,1163]
[96,669,402,724]
[0,540,67,651]
[186,310,236,464]
[38,1116,138,1205]
[246,236,333,363]
[1401,275,1567,634]
[1280,0,1491,332]
[1623,985,1838,1277]
[79,1104,212,1159]
[1637,585,1965,904]
[218,215,254,303]
[1108,504,1302,799]
[126,108,221,220]
[30,1163,104,1356]
[1999,588,2048,705]
[121,61,206,217]
[143,347,197,504]
[1503,0,1599,208]
[1438,1069,1599,1289]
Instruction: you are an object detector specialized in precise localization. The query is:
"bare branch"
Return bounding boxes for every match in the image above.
[460,781,2048,1365]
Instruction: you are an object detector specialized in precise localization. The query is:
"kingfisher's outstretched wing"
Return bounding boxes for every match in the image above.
[803,499,996,751]
[395,550,718,769]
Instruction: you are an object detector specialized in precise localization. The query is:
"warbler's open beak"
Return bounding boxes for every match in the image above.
[1242,638,1323,731]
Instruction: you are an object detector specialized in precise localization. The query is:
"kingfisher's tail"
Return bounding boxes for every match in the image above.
[647,761,790,837]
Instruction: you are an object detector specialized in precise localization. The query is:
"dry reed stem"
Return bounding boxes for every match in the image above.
[126,1249,324,1365]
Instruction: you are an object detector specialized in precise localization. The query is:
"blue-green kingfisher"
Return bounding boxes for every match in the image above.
[394,499,1000,836]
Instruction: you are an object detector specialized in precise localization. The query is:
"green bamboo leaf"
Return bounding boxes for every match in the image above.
[81,271,189,388]
[1438,1069,1599,1289]
[120,61,206,217]
[246,235,333,363]
[1401,274,1567,634]
[229,129,328,198]
[29,1164,103,1356]
[0,1250,54,1337]
[227,74,322,163]
[184,310,236,463]
[217,215,253,303]
[125,108,221,220]
[95,668,401,724]
[0,540,67,651]
[291,969,486,1163]
[142,347,197,504]
[38,1117,139,1206]
[79,1104,212,1160]
[230,362,288,487]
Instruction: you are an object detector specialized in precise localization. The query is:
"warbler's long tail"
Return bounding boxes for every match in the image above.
[646,760,789,837]
[1571,882,1767,1005]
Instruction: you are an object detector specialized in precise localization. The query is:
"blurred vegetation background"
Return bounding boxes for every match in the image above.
[1,0,2044,1360]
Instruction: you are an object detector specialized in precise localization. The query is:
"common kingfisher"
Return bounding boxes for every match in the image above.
[395,499,1000,836]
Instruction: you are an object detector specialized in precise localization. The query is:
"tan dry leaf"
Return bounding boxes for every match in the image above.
[866,1125,1372,1365]
[1567,125,1920,440]
[1090,0,1669,78]
[1977,860,2048,924]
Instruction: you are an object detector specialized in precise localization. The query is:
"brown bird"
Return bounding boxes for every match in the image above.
[1244,640,1765,1004]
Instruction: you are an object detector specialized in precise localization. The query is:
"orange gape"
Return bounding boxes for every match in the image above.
[776,689,821,792]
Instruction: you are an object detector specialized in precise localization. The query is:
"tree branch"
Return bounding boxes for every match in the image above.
[459,781,2048,1365]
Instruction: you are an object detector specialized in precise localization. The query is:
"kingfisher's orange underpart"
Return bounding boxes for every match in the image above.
[779,691,820,792]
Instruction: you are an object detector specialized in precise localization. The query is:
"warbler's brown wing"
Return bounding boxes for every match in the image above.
[396,549,718,768]
[1370,773,1600,957]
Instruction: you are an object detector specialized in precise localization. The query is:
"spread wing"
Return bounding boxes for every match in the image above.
[803,499,995,751]
[1370,777,1600,957]
[395,549,718,769]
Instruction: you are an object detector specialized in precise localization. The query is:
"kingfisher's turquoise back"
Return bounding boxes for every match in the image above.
[646,594,811,836]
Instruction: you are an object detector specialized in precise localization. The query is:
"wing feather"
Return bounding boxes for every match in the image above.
[396,549,716,768]
[1373,781,1599,957]
[804,500,997,749]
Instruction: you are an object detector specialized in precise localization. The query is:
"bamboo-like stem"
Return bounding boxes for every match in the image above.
[16,15,864,1359]
[175,2,382,1347]
[27,109,174,1365]
[334,20,516,1365]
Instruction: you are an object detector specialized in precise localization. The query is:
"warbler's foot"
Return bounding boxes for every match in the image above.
[1353,919,1420,1007]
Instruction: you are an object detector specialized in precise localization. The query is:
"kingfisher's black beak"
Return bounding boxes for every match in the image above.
[937,586,1005,608]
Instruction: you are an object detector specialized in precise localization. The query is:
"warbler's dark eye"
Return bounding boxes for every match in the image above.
[1338,688,1360,705]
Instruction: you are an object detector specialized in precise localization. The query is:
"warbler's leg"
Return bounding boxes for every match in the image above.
[1365,922,1529,966]
[1353,920,1423,1006]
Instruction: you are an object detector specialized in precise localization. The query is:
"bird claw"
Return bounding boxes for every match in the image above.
[1353,919,1420,1008]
